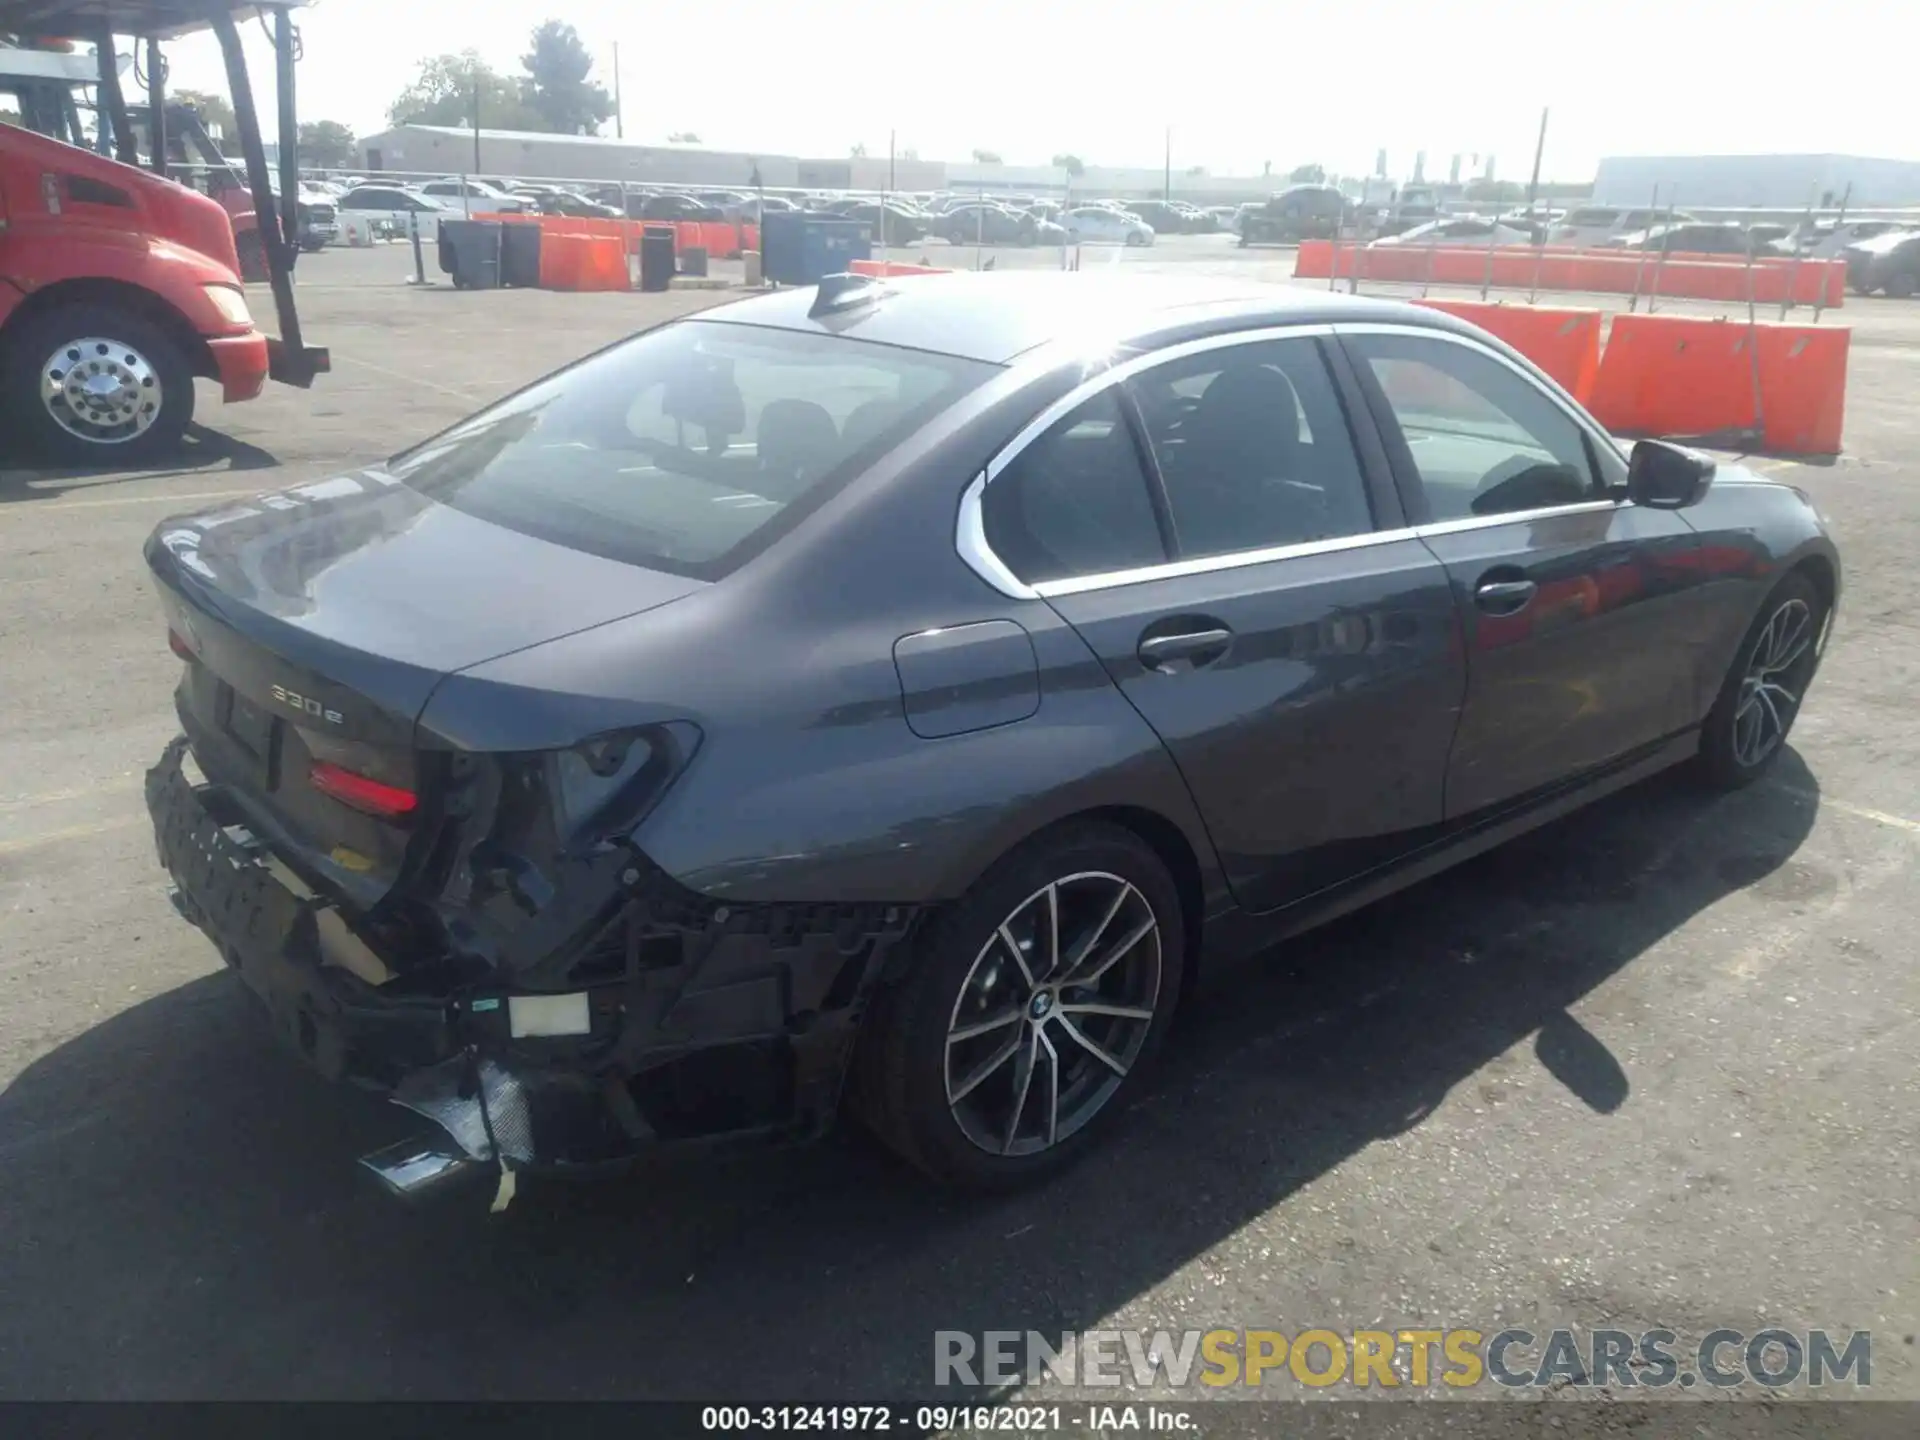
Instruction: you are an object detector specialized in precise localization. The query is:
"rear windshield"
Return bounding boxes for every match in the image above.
[388,321,993,578]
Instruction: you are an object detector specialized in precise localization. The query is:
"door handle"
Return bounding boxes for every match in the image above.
[1473,578,1538,616]
[1138,627,1233,672]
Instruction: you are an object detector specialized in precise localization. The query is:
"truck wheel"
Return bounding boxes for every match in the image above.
[2,304,196,465]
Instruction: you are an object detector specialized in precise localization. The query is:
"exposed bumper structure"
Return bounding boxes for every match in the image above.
[205,331,270,403]
[145,737,918,1188]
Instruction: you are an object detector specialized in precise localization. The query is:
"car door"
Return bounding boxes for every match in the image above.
[979,330,1465,915]
[1340,326,1705,821]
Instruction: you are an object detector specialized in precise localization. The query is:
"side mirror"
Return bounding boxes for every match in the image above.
[1626,440,1715,509]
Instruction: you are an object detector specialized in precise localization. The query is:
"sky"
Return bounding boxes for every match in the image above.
[157,0,1912,181]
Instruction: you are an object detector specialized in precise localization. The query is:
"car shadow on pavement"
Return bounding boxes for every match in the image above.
[0,755,1820,1400]
[0,425,279,504]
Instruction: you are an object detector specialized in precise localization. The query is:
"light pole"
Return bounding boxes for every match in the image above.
[612,40,623,139]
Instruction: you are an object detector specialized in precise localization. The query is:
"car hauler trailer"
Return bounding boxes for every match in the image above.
[0,1,326,462]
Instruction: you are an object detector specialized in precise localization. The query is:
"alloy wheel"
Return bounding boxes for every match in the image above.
[943,871,1162,1157]
[1733,598,1816,768]
[40,337,164,445]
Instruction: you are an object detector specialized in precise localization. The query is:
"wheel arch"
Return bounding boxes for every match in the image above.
[0,278,215,382]
[880,801,1214,1007]
[1788,551,1837,616]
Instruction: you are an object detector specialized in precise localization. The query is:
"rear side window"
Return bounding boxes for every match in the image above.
[390,321,993,579]
[982,389,1168,584]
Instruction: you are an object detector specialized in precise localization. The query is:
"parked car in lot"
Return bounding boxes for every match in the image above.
[335,184,457,239]
[515,188,623,219]
[1552,205,1695,248]
[142,271,1838,1195]
[1780,219,1908,259]
[628,192,726,222]
[1605,221,1753,255]
[1063,206,1154,246]
[295,187,339,251]
[938,202,1039,245]
[1239,185,1347,245]
[1127,200,1190,235]
[839,201,930,244]
[1370,216,1538,248]
[417,177,527,214]
[1844,229,1920,296]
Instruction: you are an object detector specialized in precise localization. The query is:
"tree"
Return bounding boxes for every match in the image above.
[387,51,543,131]
[1289,162,1326,184]
[1051,153,1085,179]
[175,89,237,143]
[848,143,868,158]
[298,119,356,168]
[972,148,1001,164]
[520,20,612,135]
[666,131,701,144]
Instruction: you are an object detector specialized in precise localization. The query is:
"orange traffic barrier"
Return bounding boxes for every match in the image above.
[1585,314,1849,454]
[1752,324,1850,455]
[538,231,629,292]
[1415,299,1602,403]
[1586,315,1760,441]
[849,259,951,278]
[1295,238,1335,277]
[1296,244,1843,308]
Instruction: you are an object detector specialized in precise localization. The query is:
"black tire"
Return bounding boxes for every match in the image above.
[1888,272,1916,299]
[854,822,1185,1189]
[1695,572,1827,790]
[1,303,196,466]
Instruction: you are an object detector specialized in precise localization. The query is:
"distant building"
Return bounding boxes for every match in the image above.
[1592,154,1920,210]
[356,126,947,191]
[354,124,1288,201]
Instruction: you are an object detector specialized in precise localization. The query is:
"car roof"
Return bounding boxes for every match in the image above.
[693,272,1461,365]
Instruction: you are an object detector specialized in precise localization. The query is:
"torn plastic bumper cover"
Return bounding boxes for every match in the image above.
[145,736,919,1181]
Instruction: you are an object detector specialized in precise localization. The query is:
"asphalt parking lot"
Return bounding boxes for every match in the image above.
[0,235,1915,1412]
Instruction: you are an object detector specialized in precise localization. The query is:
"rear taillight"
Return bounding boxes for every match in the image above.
[310,760,417,820]
[168,628,196,661]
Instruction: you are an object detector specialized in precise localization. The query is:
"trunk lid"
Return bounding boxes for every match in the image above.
[148,469,702,907]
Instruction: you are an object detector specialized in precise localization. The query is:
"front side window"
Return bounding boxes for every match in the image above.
[390,322,992,579]
[1346,332,1607,522]
[1127,338,1375,559]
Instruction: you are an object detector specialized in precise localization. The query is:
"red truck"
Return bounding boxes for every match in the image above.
[1,121,269,461]
[1,6,325,464]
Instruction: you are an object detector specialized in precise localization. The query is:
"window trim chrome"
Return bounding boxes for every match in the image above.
[1032,526,1423,598]
[955,472,1040,601]
[953,317,1632,602]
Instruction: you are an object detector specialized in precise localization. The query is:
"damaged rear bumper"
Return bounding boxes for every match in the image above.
[145,736,917,1182]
